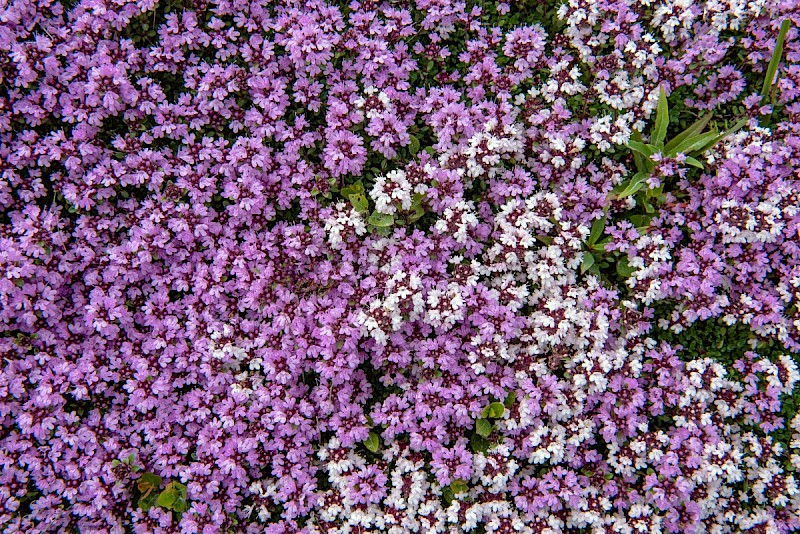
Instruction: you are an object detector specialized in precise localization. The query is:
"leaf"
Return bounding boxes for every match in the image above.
[137,472,163,496]
[616,257,636,278]
[409,134,420,155]
[503,391,516,408]
[651,86,669,148]
[364,432,380,453]
[158,481,188,512]
[581,252,595,274]
[488,402,505,418]
[470,433,490,454]
[450,479,469,494]
[348,192,369,213]
[475,418,493,437]
[138,491,159,512]
[587,214,606,245]
[340,180,364,198]
[761,19,792,100]
[664,113,712,154]
[684,156,704,169]
[694,117,748,154]
[670,130,720,156]
[627,140,657,157]
[612,172,649,199]
[630,131,647,173]
[367,212,394,227]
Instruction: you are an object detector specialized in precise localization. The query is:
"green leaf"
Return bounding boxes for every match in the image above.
[694,118,748,154]
[138,472,162,495]
[364,432,380,453]
[651,86,669,148]
[587,214,606,245]
[612,172,649,199]
[670,130,720,156]
[157,481,188,512]
[348,192,369,213]
[761,19,792,100]
[489,402,505,418]
[450,479,469,494]
[409,134,420,155]
[470,433,490,454]
[367,212,395,227]
[475,418,493,437]
[503,391,516,408]
[616,257,636,278]
[627,140,657,157]
[340,180,365,198]
[138,491,159,512]
[664,113,712,154]
[684,156,704,169]
[630,130,647,173]
[581,252,595,274]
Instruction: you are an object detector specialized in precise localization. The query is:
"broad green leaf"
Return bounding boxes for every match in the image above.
[761,19,792,100]
[651,87,669,147]
[476,418,493,437]
[340,180,364,198]
[138,472,162,495]
[616,257,636,278]
[364,432,380,453]
[157,481,188,512]
[470,433,490,454]
[348,192,369,213]
[587,214,607,245]
[664,113,712,154]
[368,212,395,227]
[450,479,469,494]
[409,134,421,155]
[487,402,505,418]
[138,492,159,512]
[581,252,595,274]
[503,391,516,408]
[629,214,653,228]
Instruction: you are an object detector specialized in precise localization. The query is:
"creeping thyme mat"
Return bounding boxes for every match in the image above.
[2,0,800,532]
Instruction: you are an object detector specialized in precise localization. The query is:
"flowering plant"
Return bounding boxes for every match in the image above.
[1,0,800,533]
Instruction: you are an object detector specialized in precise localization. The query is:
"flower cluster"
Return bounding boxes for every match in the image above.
[1,0,799,533]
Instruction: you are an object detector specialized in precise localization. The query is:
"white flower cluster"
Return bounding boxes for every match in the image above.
[324,201,368,249]
[449,119,525,179]
[624,232,672,305]
[371,169,425,215]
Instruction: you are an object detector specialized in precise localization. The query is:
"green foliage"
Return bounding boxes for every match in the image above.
[480,402,505,419]
[761,19,792,102]
[157,481,189,513]
[475,418,493,437]
[137,472,163,512]
[364,432,381,453]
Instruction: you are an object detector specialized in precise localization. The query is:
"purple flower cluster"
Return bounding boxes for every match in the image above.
[1,0,800,533]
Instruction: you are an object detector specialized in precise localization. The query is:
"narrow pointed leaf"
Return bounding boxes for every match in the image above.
[684,156,704,169]
[664,113,712,154]
[612,172,649,198]
[695,117,749,153]
[651,87,669,147]
[671,131,720,155]
[761,19,792,100]
[627,140,657,157]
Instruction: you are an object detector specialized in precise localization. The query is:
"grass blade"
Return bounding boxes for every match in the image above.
[760,19,792,101]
